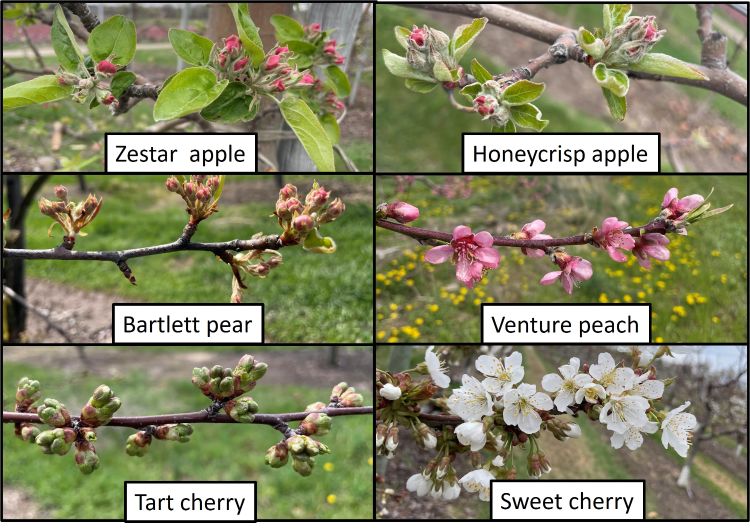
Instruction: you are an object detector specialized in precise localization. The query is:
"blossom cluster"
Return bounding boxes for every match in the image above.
[376,346,696,502]
[38,185,103,248]
[165,175,224,224]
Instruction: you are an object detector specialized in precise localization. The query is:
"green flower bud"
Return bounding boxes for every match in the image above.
[286,435,308,454]
[15,377,41,408]
[246,362,268,382]
[291,454,314,477]
[75,441,100,475]
[192,367,210,388]
[81,428,97,442]
[81,386,121,426]
[18,423,41,443]
[38,398,71,428]
[339,393,364,407]
[264,442,289,468]
[218,376,234,397]
[225,397,259,423]
[307,438,331,455]
[153,423,193,442]
[36,427,75,455]
[126,432,152,457]
[209,365,225,378]
[305,401,327,412]
[330,382,348,399]
[90,385,114,408]
[299,412,332,436]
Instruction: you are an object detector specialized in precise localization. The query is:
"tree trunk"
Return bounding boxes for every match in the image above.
[3,176,27,341]
[277,3,364,171]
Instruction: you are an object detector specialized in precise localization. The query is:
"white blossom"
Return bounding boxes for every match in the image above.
[459,468,495,501]
[589,352,636,394]
[431,482,460,500]
[628,372,665,399]
[475,351,524,396]
[455,421,486,451]
[599,395,650,433]
[492,455,505,467]
[563,423,582,438]
[379,383,402,400]
[575,382,607,404]
[661,401,697,457]
[425,346,451,388]
[541,357,593,411]
[406,473,432,497]
[503,383,553,434]
[610,421,658,450]
[448,374,493,422]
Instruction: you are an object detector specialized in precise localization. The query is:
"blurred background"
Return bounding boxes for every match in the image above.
[375,344,748,520]
[2,2,373,171]
[375,3,747,173]
[3,346,373,520]
[375,174,747,343]
[2,175,373,343]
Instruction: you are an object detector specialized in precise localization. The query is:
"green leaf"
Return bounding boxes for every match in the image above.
[601,87,627,121]
[153,67,228,121]
[286,39,317,55]
[382,49,435,82]
[168,28,213,66]
[326,65,351,97]
[278,96,335,171]
[394,26,411,49]
[88,15,136,66]
[592,63,629,97]
[199,81,257,123]
[228,3,265,67]
[452,17,487,62]
[628,53,708,80]
[3,75,73,110]
[492,121,516,133]
[577,28,605,60]
[603,4,632,33]
[470,58,492,83]
[432,60,452,82]
[460,82,481,100]
[320,112,340,144]
[405,79,438,93]
[502,80,545,105]
[51,4,85,72]
[110,71,136,98]
[270,14,304,42]
[509,103,549,131]
[303,228,337,254]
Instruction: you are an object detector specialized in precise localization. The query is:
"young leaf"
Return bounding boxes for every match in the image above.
[405,79,438,93]
[88,15,136,65]
[320,112,341,144]
[168,28,214,66]
[452,17,487,62]
[432,61,452,82]
[228,3,265,67]
[326,65,351,97]
[501,80,545,105]
[200,81,257,123]
[382,49,435,82]
[470,58,492,83]
[394,26,411,49]
[577,28,605,60]
[3,75,72,110]
[492,121,516,133]
[601,87,627,121]
[459,82,481,100]
[509,103,549,131]
[303,228,337,253]
[153,67,229,121]
[110,71,136,98]
[603,4,632,34]
[51,4,85,72]
[270,14,305,42]
[628,53,708,80]
[592,63,629,97]
[278,96,335,172]
[286,40,317,55]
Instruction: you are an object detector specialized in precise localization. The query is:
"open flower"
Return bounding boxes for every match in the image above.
[475,351,524,396]
[541,357,593,411]
[424,225,500,289]
[513,219,553,257]
[632,233,670,269]
[575,382,607,404]
[599,395,650,434]
[539,252,592,294]
[425,346,450,388]
[661,402,697,457]
[503,383,553,434]
[610,421,659,450]
[459,468,495,501]
[593,217,635,262]
[447,375,493,421]
[588,352,635,395]
[406,472,432,496]
[455,421,486,451]
[628,372,664,400]
[661,188,704,220]
[379,383,401,401]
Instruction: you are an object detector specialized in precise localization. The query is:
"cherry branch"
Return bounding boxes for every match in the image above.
[376,218,667,249]
[416,3,747,105]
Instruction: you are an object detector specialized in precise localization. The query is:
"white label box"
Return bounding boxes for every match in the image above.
[125,482,256,522]
[481,304,650,343]
[112,304,263,343]
[105,133,257,172]
[491,480,645,520]
[463,133,660,173]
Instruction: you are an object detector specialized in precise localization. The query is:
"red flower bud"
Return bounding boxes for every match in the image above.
[298,73,315,85]
[275,46,289,55]
[386,201,419,223]
[279,184,297,199]
[265,54,281,70]
[101,93,116,105]
[196,185,211,202]
[224,34,241,54]
[165,177,180,192]
[96,60,117,75]
[334,54,345,65]
[233,57,249,72]
[323,40,337,55]
[293,214,314,232]
[308,23,321,33]
[272,79,286,92]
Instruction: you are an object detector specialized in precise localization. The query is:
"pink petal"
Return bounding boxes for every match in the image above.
[469,261,485,283]
[607,247,627,262]
[424,245,453,264]
[635,254,652,269]
[455,257,473,286]
[473,231,494,247]
[571,258,593,280]
[662,188,678,208]
[474,246,500,269]
[522,219,545,237]
[644,244,670,261]
[619,233,636,250]
[675,194,704,212]
[523,248,546,258]
[561,272,574,294]
[539,271,562,285]
[643,233,669,246]
[452,225,472,240]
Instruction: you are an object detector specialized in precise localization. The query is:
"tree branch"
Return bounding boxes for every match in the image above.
[65,2,101,33]
[376,219,667,249]
[3,60,53,77]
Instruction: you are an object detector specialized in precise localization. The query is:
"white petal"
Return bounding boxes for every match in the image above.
[517,383,536,397]
[518,411,542,434]
[475,355,501,377]
[541,373,563,393]
[529,392,553,411]
[505,351,523,368]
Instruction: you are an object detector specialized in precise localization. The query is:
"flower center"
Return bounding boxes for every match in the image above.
[517,397,534,414]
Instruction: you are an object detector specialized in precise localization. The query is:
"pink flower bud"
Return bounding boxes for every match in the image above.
[207,176,220,190]
[265,54,281,70]
[275,46,289,55]
[54,185,68,200]
[96,60,117,75]
[101,93,116,105]
[386,201,419,223]
[323,40,337,55]
[184,182,196,196]
[293,214,314,232]
[272,79,286,92]
[298,73,315,85]
[307,186,330,207]
[279,184,297,200]
[165,177,180,192]
[285,198,303,214]
[233,57,249,72]
[224,34,241,54]
[196,186,212,202]
[334,54,345,65]
[308,23,321,33]
[409,26,427,47]
[218,51,228,67]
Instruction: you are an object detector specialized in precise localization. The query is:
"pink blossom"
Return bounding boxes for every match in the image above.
[323,40,337,56]
[96,60,117,75]
[308,23,322,33]
[661,188,704,220]
[233,57,248,72]
[424,225,500,289]
[593,217,636,262]
[473,95,497,117]
[632,233,670,269]
[298,73,315,85]
[334,54,345,64]
[272,79,286,92]
[265,55,281,70]
[275,46,289,55]
[224,35,241,54]
[385,201,419,224]
[101,93,116,105]
[409,26,427,47]
[539,253,593,295]
[218,51,228,67]
[514,219,553,258]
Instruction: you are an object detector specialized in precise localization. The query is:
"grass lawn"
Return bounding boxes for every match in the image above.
[6,175,373,343]
[2,354,373,520]
[375,175,747,343]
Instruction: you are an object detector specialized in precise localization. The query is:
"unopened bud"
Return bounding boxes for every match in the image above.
[225,396,259,423]
[279,184,297,200]
[385,201,420,223]
[126,431,152,457]
[330,382,348,399]
[75,441,100,474]
[153,423,193,442]
[38,398,71,427]
[340,393,363,407]
[54,185,68,201]
[165,177,180,192]
[292,454,314,476]
[305,401,327,412]
[293,214,314,233]
[96,60,117,75]
[299,412,332,436]
[15,377,41,408]
[265,442,289,468]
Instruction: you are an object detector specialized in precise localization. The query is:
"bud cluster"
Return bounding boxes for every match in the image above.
[80,385,122,427]
[329,381,364,407]
[54,58,121,112]
[36,427,77,455]
[74,439,100,475]
[191,354,268,400]
[126,423,194,457]
[164,175,224,224]
[405,24,461,86]
[38,398,72,428]
[274,182,344,250]
[298,411,332,436]
[286,434,331,477]
[38,186,103,247]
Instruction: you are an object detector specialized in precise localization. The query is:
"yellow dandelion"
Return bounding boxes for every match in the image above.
[672,306,686,317]
[655,336,664,343]
[598,293,609,303]
[415,317,424,325]
[428,304,440,312]
[326,494,337,505]
[323,462,334,472]
[377,331,386,340]
[712,316,720,324]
